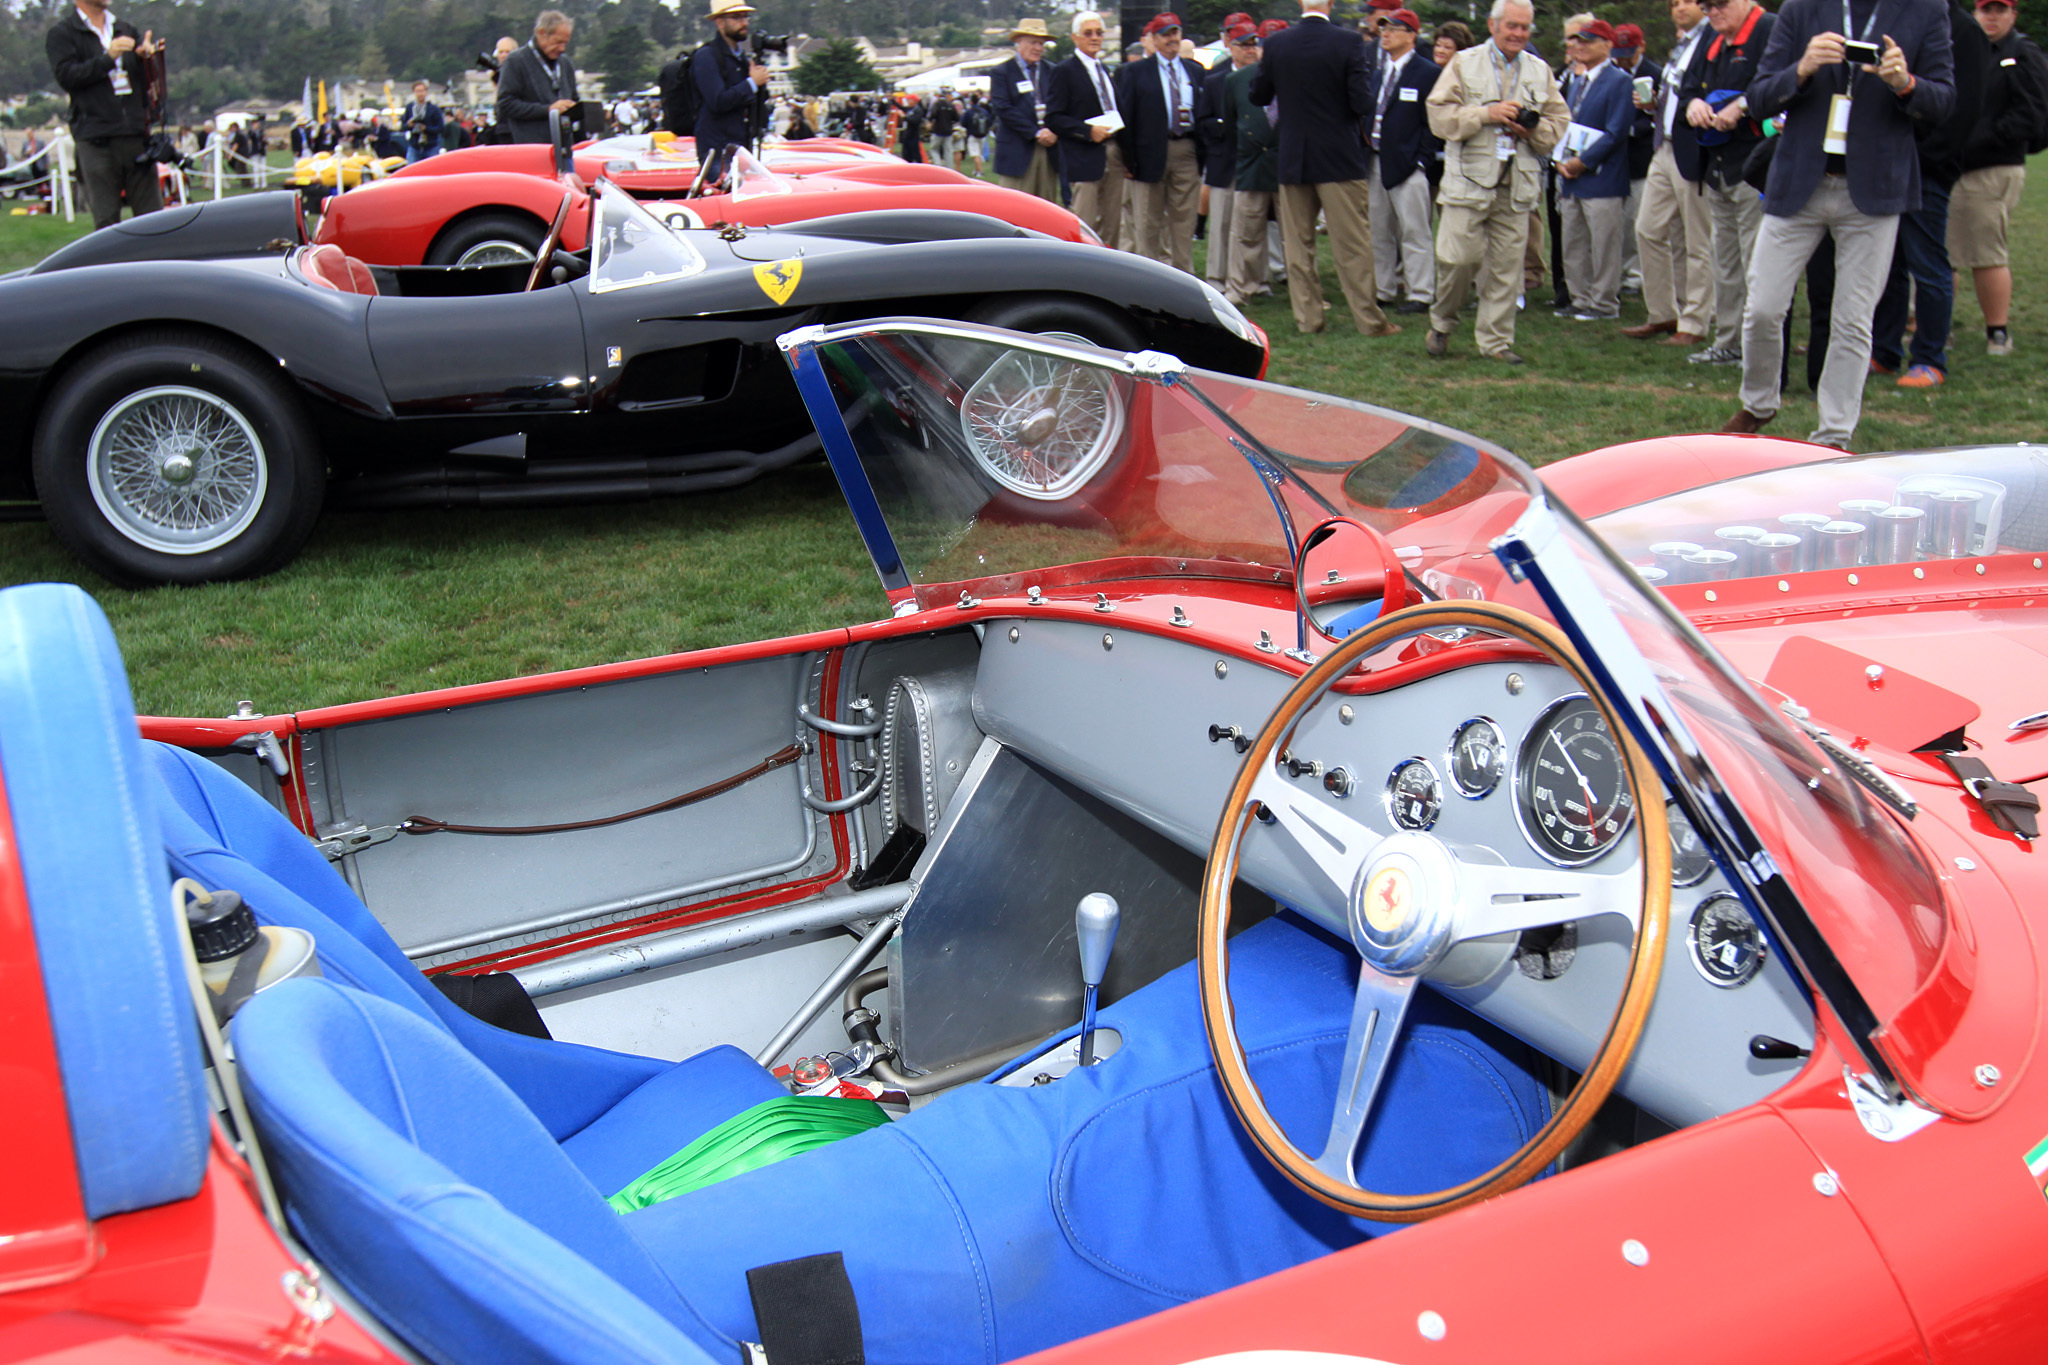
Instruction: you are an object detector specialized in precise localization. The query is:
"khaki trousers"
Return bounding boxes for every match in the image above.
[1277,179,1387,334]
[996,144,1061,204]
[1634,142,1712,333]
[1131,138,1202,273]
[1369,170,1436,303]
[1070,140,1127,251]
[1705,178,1763,351]
[1559,193,1626,318]
[1740,178,1898,446]
[1205,184,1234,283]
[1227,187,1273,302]
[1621,175,1643,291]
[1431,181,1529,356]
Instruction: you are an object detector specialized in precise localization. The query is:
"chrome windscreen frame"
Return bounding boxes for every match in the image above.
[1492,495,1901,1097]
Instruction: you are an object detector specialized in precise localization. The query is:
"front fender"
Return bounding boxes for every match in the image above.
[316,173,587,265]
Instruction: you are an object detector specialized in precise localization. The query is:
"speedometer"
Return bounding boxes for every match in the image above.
[1514,695,1636,866]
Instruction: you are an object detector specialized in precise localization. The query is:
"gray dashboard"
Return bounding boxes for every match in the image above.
[970,616,1814,1128]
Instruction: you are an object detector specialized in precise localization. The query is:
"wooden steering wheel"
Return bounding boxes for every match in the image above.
[525,192,575,293]
[1198,601,1670,1221]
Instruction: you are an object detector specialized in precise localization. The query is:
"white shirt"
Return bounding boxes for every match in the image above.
[1661,22,1706,138]
[1079,51,1118,115]
[1155,53,1192,134]
[77,6,132,95]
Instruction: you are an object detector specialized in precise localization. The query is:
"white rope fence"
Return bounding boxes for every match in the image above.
[0,132,75,220]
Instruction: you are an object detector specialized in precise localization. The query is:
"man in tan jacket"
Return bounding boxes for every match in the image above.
[1423,0,1569,363]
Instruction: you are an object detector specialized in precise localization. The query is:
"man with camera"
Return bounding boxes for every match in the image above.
[1722,0,1954,447]
[46,0,162,228]
[1424,0,1569,363]
[404,81,445,163]
[497,11,579,145]
[692,0,773,182]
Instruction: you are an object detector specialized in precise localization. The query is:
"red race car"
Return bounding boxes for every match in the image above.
[2,319,2044,1364]
[317,134,1095,267]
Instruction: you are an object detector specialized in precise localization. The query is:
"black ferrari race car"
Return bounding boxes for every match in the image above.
[0,183,1267,585]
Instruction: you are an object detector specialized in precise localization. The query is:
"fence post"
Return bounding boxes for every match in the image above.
[211,133,223,199]
[55,134,74,223]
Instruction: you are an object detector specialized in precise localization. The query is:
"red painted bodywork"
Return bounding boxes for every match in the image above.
[316,135,1091,268]
[13,431,2048,1361]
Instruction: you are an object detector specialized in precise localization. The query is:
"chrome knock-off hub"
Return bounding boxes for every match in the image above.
[1349,833,1463,977]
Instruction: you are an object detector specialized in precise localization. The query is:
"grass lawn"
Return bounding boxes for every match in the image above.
[2,169,2043,715]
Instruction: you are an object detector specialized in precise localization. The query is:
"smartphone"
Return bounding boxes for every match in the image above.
[1843,38,1882,64]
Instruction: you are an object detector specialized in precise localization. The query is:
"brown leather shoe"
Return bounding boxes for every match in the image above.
[1622,320,1677,339]
[1721,408,1773,435]
[1661,331,1707,346]
[1361,322,1403,338]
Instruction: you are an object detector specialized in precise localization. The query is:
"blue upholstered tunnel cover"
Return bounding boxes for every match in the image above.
[235,912,1549,1365]
[0,584,208,1220]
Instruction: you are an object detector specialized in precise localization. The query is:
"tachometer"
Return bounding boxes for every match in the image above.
[1514,695,1635,865]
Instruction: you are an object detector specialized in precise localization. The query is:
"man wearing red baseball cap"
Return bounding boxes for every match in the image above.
[1114,13,1209,273]
[1367,8,1441,314]
[1249,0,1399,336]
[1555,18,1635,320]
[1608,22,1655,296]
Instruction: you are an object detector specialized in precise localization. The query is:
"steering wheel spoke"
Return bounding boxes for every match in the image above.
[1314,965,1416,1187]
[1452,856,1640,942]
[1248,763,1382,905]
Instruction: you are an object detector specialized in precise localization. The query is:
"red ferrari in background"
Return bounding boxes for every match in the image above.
[316,134,1094,267]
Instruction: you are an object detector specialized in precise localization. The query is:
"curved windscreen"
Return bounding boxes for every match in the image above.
[590,181,707,294]
[781,318,1965,1105]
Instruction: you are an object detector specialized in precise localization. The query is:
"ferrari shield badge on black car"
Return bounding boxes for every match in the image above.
[754,259,803,305]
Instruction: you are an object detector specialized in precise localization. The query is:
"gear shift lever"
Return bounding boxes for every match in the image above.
[1076,892,1120,1066]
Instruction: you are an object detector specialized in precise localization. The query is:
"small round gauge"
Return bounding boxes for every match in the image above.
[1448,718,1507,798]
[1514,695,1636,866]
[1688,893,1767,988]
[1385,758,1443,831]
[1667,801,1715,887]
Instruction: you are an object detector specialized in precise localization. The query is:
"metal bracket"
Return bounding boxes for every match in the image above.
[314,821,400,862]
[1844,1067,1942,1143]
[234,730,291,779]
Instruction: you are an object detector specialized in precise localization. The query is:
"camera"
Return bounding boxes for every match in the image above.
[136,132,187,169]
[750,31,790,56]
[1512,105,1542,130]
[1842,38,1882,64]
[476,50,502,74]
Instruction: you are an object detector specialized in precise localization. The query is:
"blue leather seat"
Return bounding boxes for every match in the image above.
[234,912,1552,1365]
[148,737,788,1188]
[0,583,210,1220]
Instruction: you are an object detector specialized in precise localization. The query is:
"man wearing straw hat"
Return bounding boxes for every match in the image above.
[990,18,1062,202]
[692,0,772,182]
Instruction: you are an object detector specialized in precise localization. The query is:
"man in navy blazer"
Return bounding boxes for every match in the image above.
[1046,11,1126,248]
[1115,12,1208,273]
[1366,10,1440,311]
[989,18,1062,203]
[1725,0,1954,447]
[1556,20,1639,319]
[1249,0,1397,336]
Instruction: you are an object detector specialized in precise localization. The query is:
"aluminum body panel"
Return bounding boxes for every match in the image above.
[972,617,1813,1125]
[313,652,816,955]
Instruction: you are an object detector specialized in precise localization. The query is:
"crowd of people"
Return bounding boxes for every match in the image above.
[972,0,2045,447]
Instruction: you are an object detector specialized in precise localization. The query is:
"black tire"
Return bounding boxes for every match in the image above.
[425,209,547,266]
[964,295,1146,353]
[32,331,325,587]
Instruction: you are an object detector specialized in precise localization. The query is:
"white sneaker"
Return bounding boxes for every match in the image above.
[1988,329,2015,356]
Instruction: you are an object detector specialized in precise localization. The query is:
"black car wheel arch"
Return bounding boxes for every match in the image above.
[31,329,326,587]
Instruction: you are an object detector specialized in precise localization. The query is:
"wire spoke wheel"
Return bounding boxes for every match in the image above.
[87,385,268,555]
[453,239,538,266]
[959,335,1124,501]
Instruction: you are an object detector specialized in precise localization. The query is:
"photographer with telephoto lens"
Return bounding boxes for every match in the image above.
[46,0,162,227]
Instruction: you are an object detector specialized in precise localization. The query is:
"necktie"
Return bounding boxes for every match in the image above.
[1092,59,1115,114]
[1169,62,1187,135]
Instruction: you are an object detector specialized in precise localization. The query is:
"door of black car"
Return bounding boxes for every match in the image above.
[365,287,588,417]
